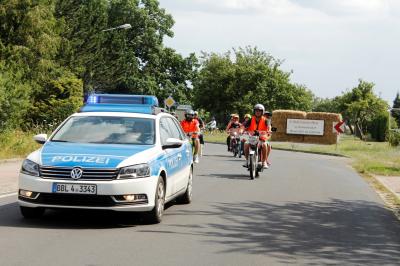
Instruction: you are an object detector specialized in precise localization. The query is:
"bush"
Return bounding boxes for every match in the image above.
[388,131,400,147]
[368,112,388,142]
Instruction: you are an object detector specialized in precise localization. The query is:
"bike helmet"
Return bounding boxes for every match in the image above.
[244,114,251,119]
[194,111,199,116]
[185,109,195,118]
[264,111,271,116]
[253,104,265,114]
[233,114,239,118]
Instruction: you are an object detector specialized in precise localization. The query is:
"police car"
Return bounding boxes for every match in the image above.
[18,94,193,223]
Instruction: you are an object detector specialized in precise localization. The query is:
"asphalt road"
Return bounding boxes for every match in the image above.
[1,143,400,266]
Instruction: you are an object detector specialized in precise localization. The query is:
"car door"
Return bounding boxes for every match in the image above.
[159,117,182,197]
[166,117,191,192]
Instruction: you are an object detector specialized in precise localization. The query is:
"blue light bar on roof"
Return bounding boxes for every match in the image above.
[81,94,160,114]
[85,94,159,106]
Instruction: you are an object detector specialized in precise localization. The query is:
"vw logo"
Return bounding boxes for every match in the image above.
[70,168,83,180]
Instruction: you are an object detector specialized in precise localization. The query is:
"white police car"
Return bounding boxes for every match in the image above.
[18,94,193,223]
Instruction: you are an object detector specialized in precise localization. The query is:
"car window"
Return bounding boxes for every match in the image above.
[171,117,186,140]
[51,116,155,145]
[166,118,184,140]
[159,118,173,145]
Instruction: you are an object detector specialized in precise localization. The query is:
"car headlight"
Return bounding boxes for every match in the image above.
[21,159,40,177]
[118,164,150,179]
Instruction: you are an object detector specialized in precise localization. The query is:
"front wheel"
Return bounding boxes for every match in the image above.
[249,155,256,180]
[20,206,45,219]
[146,176,165,224]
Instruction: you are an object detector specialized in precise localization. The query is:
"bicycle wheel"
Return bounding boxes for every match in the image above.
[249,154,256,179]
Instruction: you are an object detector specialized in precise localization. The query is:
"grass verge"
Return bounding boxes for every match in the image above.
[0,130,41,160]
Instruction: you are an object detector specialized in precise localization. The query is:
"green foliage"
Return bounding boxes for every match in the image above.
[388,131,400,147]
[27,74,83,126]
[193,47,314,123]
[1,0,196,130]
[368,111,389,142]
[55,0,197,104]
[312,97,341,113]
[392,92,400,126]
[327,80,389,140]
[0,65,31,131]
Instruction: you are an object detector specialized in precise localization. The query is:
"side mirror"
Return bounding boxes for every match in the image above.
[271,127,277,132]
[162,138,183,149]
[34,134,48,144]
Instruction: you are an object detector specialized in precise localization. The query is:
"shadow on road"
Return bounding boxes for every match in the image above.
[158,199,400,265]
[0,202,175,229]
[199,173,250,180]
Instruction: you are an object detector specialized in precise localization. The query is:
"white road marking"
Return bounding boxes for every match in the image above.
[0,192,17,199]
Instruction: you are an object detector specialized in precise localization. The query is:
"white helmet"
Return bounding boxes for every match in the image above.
[253,104,265,114]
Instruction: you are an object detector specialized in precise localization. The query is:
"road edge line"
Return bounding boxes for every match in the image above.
[0,192,18,199]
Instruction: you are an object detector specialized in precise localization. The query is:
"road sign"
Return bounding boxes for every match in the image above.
[333,121,345,134]
[164,96,175,108]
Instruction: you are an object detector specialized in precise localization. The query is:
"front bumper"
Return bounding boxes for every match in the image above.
[18,173,158,212]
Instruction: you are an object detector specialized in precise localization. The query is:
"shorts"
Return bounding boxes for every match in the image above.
[199,134,204,144]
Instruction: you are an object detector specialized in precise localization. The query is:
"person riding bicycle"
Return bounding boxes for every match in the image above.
[194,111,205,155]
[242,104,271,169]
[226,114,242,152]
[181,110,201,163]
[240,114,252,155]
[226,114,241,151]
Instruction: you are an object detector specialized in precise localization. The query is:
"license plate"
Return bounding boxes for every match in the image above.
[52,183,97,195]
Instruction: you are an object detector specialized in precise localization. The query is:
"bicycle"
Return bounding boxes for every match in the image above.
[244,131,270,179]
[228,128,242,158]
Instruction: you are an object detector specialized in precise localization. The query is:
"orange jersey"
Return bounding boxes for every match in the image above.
[247,116,269,131]
[180,119,200,133]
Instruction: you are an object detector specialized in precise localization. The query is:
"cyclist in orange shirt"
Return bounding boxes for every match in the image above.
[181,110,201,163]
[242,104,271,169]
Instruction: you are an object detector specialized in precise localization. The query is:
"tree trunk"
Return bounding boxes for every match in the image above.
[355,122,364,140]
[347,119,354,135]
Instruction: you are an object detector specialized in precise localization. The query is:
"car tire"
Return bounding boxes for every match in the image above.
[177,168,193,204]
[20,206,45,219]
[146,176,165,224]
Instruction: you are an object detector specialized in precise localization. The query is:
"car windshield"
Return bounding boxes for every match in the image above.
[51,116,155,145]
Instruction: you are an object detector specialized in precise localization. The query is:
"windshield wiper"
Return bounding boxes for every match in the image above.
[51,140,70,143]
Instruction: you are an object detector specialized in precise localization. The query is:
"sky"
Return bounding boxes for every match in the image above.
[159,0,400,105]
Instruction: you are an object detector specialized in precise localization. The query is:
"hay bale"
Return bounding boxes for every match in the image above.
[304,112,341,144]
[271,110,306,133]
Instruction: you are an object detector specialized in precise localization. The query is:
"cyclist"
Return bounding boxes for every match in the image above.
[242,104,271,169]
[226,114,242,152]
[194,111,205,156]
[226,114,239,151]
[181,110,201,163]
[240,114,252,155]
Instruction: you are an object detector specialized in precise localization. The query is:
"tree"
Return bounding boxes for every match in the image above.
[55,0,197,103]
[392,92,400,126]
[339,80,388,140]
[193,47,314,123]
[312,97,341,113]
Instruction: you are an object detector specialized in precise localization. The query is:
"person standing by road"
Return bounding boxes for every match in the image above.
[207,117,217,134]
